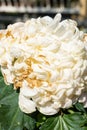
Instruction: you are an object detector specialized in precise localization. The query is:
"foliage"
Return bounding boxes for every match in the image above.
[0,73,36,130]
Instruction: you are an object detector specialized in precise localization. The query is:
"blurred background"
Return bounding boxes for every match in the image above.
[0,0,87,32]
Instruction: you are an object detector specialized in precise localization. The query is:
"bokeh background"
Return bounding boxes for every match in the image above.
[0,0,87,32]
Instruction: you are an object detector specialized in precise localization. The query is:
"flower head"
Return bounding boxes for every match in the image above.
[0,14,87,115]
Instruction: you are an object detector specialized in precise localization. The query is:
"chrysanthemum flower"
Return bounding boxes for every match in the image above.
[0,14,87,115]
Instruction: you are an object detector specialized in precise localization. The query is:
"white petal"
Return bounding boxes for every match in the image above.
[38,105,58,115]
[20,81,38,97]
[63,98,72,108]
[79,92,87,108]
[19,93,36,114]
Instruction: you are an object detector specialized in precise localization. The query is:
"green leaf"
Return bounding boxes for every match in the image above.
[0,73,36,130]
[40,113,87,130]
[24,114,36,130]
[74,102,86,113]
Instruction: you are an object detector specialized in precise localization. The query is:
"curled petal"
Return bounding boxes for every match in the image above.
[19,93,36,114]
[20,81,38,97]
[38,105,58,115]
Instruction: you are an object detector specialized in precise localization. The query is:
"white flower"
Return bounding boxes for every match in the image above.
[0,14,87,115]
